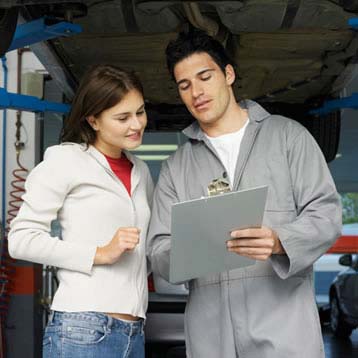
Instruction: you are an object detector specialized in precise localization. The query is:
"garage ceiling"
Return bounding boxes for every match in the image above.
[15,0,358,105]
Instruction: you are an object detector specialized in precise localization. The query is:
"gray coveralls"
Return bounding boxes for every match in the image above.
[147,100,342,358]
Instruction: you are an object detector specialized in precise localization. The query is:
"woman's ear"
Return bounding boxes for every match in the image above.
[86,115,98,131]
[225,64,236,86]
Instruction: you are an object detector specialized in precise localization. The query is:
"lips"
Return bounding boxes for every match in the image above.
[194,99,211,111]
[126,132,141,140]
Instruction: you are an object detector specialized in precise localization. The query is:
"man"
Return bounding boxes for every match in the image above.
[147,29,342,358]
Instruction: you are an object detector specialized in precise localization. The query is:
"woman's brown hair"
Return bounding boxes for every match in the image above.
[61,64,144,144]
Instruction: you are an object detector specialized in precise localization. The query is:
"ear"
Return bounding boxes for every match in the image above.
[86,115,98,131]
[225,64,235,86]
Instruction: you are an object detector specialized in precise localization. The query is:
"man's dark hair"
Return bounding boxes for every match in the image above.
[165,28,236,80]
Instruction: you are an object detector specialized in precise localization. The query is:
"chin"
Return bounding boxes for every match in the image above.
[126,141,142,150]
[198,115,216,125]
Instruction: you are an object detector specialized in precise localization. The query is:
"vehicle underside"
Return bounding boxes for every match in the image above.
[2,0,358,160]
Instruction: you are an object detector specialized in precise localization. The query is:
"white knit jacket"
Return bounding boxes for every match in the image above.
[9,143,153,318]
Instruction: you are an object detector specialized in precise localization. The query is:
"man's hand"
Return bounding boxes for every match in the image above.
[94,227,141,265]
[227,226,285,261]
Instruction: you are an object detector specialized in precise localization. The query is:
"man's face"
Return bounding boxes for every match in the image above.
[173,52,235,130]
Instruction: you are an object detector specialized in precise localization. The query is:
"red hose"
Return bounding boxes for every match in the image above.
[0,153,28,357]
[6,154,28,228]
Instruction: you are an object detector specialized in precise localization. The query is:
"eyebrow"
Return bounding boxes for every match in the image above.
[112,104,145,116]
[176,68,215,85]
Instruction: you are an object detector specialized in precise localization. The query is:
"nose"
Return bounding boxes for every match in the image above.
[191,81,204,99]
[130,115,144,130]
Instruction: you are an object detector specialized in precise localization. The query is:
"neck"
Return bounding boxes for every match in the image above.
[202,96,248,137]
[93,141,122,159]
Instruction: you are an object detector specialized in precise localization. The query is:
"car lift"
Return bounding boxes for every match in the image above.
[310,18,358,117]
[0,17,81,357]
[1,17,356,257]
[309,18,358,254]
[0,88,70,113]
[0,17,81,113]
[309,93,358,116]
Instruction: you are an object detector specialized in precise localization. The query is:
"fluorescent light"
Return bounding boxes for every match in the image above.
[132,144,178,152]
[136,155,170,161]
[335,153,342,159]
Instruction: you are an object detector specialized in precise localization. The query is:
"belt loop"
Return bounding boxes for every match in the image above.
[129,323,133,337]
[141,319,145,336]
[107,315,113,330]
[47,310,54,324]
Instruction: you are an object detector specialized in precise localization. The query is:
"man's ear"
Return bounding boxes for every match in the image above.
[225,64,235,86]
[86,115,98,131]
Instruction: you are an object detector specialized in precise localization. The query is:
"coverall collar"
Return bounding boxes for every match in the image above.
[182,99,270,140]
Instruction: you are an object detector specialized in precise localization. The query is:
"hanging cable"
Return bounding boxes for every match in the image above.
[0,48,29,358]
[0,52,9,358]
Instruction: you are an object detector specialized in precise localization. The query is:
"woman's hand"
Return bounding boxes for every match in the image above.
[94,227,141,265]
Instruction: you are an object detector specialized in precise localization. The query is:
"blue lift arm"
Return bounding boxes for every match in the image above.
[309,93,358,116]
[8,17,82,52]
[0,17,80,113]
[0,88,70,114]
[348,18,358,29]
[309,18,358,117]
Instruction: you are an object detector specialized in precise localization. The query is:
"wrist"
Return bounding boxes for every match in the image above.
[273,236,285,254]
[94,246,110,265]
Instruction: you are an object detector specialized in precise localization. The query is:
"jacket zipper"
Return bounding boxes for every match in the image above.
[101,161,142,316]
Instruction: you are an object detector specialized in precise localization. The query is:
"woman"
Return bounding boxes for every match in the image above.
[8,64,153,358]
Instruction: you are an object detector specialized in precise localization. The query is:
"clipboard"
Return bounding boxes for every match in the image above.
[169,185,268,283]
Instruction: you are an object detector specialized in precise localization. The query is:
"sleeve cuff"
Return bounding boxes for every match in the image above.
[67,242,98,275]
[270,226,295,279]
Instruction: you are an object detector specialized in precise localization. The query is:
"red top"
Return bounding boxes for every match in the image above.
[104,153,133,196]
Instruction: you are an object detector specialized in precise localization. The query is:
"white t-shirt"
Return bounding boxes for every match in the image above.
[206,119,249,186]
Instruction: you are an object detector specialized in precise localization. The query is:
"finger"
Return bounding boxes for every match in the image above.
[121,241,138,251]
[116,231,140,241]
[230,227,269,239]
[120,236,140,244]
[118,227,141,234]
[228,247,272,256]
[123,232,141,239]
[227,238,274,249]
[229,250,271,261]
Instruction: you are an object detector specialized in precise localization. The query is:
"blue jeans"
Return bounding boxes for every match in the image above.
[43,311,145,358]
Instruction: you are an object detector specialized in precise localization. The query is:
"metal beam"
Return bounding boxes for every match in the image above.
[15,13,79,99]
[8,17,82,52]
[309,93,358,116]
[29,40,77,100]
[348,18,358,30]
[0,88,70,113]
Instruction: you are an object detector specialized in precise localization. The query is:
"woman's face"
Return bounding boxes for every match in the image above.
[88,89,147,158]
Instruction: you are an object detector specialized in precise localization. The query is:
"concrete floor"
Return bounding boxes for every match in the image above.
[147,328,358,358]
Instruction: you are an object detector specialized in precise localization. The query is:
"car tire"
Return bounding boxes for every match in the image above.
[259,102,341,163]
[305,111,341,163]
[0,7,19,57]
[340,0,358,12]
[330,292,353,338]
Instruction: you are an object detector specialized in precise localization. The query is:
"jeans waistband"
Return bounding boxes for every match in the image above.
[49,311,143,336]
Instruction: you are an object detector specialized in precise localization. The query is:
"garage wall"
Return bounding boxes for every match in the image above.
[328,85,358,193]
[0,49,46,358]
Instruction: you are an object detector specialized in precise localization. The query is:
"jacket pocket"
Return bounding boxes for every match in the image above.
[263,209,296,227]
